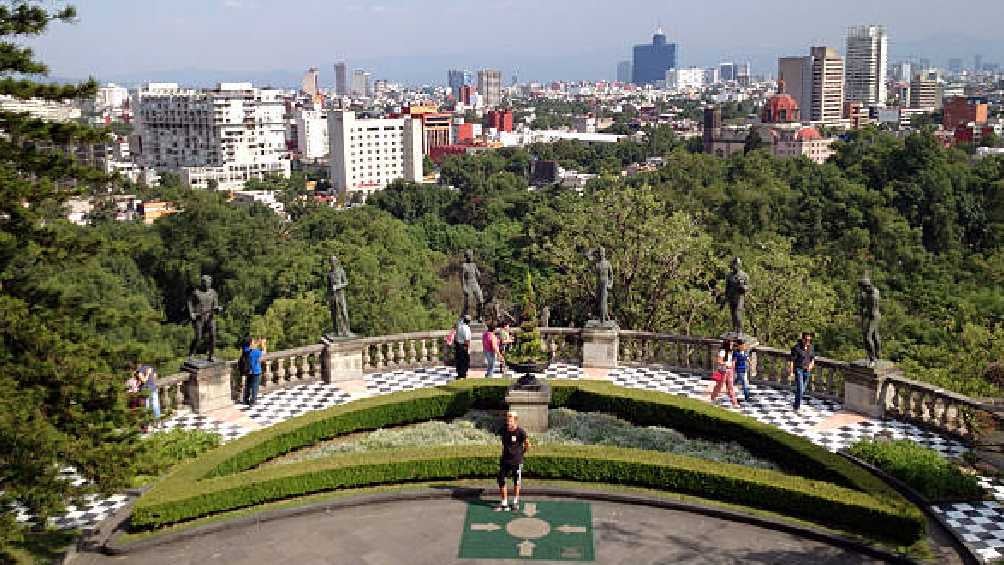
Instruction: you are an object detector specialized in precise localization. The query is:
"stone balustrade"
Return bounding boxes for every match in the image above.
[173,327,1002,445]
[157,372,189,415]
[880,375,990,441]
[259,344,326,391]
[358,331,450,373]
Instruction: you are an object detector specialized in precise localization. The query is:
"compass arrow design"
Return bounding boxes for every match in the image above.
[470,522,501,531]
[556,524,587,534]
[517,539,535,557]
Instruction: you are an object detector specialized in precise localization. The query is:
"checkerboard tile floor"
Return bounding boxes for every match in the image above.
[159,412,250,443]
[805,419,969,458]
[237,382,353,426]
[609,366,841,438]
[362,363,584,395]
[933,487,1004,563]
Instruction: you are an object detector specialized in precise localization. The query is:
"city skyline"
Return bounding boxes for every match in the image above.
[23,0,1004,86]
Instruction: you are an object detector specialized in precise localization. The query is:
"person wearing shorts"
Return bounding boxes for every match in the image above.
[496,411,530,512]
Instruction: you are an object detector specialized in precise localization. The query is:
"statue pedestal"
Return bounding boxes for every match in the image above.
[505,381,551,433]
[720,332,758,347]
[182,360,233,413]
[582,323,619,369]
[468,322,487,369]
[321,336,364,383]
[844,360,899,418]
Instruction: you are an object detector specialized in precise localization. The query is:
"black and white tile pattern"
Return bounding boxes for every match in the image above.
[609,366,841,438]
[805,419,969,458]
[362,363,584,395]
[236,383,353,426]
[158,412,249,443]
[933,487,1004,563]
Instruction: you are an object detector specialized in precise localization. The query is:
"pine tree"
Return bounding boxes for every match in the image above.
[0,2,140,552]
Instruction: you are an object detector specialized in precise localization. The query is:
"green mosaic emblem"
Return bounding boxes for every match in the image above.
[458,500,594,561]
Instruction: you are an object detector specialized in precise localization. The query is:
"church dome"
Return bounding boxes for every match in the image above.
[794,126,822,141]
[761,93,800,124]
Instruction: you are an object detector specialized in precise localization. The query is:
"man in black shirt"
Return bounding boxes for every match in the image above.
[496,411,530,512]
[788,332,816,411]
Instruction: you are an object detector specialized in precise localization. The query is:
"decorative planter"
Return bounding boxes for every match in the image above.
[508,360,548,389]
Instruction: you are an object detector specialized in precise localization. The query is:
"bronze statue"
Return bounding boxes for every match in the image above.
[858,274,881,366]
[595,247,613,324]
[461,250,484,322]
[327,255,353,337]
[187,274,222,361]
[724,256,750,336]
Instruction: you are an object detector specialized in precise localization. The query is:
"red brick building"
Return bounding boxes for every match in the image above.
[943,96,988,130]
[486,109,513,132]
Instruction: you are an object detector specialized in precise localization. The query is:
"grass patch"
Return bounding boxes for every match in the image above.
[2,529,78,565]
[277,408,779,470]
[846,439,986,502]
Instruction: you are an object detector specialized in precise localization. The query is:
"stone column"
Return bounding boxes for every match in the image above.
[581,326,619,369]
[322,336,365,383]
[505,383,552,433]
[843,361,899,418]
[182,360,233,413]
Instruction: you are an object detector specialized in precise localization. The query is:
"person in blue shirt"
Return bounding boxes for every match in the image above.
[241,337,266,406]
[733,341,752,403]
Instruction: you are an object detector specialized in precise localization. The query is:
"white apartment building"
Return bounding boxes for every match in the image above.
[845,25,888,106]
[665,67,705,89]
[0,95,82,122]
[295,108,329,160]
[810,47,845,125]
[134,82,290,190]
[327,110,422,201]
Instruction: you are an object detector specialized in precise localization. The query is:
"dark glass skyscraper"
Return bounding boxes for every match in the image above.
[632,27,677,85]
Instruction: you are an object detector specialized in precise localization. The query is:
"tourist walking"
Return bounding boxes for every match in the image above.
[241,337,266,406]
[709,339,740,407]
[733,342,752,403]
[788,332,815,411]
[483,322,503,377]
[126,369,144,410]
[455,315,472,379]
[495,411,530,512]
[139,364,160,424]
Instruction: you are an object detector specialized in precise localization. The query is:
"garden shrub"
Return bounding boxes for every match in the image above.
[131,429,221,482]
[846,439,985,502]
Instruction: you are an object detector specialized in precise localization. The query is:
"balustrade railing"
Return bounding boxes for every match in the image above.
[259,344,325,391]
[359,331,450,373]
[540,327,583,364]
[158,372,189,415]
[880,375,988,441]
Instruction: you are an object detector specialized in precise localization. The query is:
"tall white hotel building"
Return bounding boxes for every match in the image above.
[327,110,423,201]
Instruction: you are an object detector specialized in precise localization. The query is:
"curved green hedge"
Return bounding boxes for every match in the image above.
[133,379,924,544]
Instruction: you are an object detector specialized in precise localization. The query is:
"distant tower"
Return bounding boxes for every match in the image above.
[845,25,888,106]
[301,68,320,102]
[616,60,632,83]
[632,25,678,85]
[703,106,721,153]
[334,61,348,96]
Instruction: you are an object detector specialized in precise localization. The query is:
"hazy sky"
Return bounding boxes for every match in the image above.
[24,0,1004,85]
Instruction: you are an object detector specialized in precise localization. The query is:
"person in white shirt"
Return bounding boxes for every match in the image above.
[455,314,472,379]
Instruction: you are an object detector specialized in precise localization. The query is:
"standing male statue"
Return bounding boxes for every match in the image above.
[858,274,882,366]
[724,257,750,336]
[461,250,484,322]
[187,274,222,361]
[595,247,613,324]
[327,255,353,337]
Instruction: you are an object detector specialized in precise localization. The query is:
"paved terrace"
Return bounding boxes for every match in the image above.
[23,361,1004,562]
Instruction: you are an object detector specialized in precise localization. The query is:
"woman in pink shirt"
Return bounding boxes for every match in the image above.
[483,322,503,377]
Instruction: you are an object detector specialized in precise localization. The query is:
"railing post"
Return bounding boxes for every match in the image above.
[321,336,365,383]
[843,362,898,418]
[581,325,619,369]
[181,360,233,413]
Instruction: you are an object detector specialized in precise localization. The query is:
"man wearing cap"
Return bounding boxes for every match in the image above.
[455,314,472,379]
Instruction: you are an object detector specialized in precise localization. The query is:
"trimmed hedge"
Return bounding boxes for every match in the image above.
[847,439,986,502]
[133,380,924,544]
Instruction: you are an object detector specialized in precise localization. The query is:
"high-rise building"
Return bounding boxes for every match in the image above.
[974,54,983,73]
[703,67,720,85]
[845,25,888,106]
[447,69,471,99]
[719,62,736,82]
[631,26,677,85]
[134,82,290,190]
[948,58,963,74]
[301,68,320,101]
[810,46,845,125]
[910,70,942,110]
[892,61,912,82]
[736,61,752,86]
[616,60,632,83]
[477,69,502,107]
[294,108,329,160]
[778,56,812,118]
[334,62,348,96]
[350,69,370,97]
[327,110,423,201]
